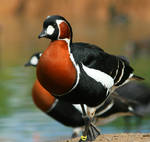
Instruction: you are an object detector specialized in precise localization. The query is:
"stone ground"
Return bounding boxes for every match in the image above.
[57,133,150,142]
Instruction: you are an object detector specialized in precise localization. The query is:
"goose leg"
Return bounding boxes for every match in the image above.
[79,104,100,142]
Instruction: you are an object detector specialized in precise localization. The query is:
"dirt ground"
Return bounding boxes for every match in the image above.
[61,133,150,142]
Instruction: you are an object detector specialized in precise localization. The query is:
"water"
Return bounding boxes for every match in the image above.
[0,64,149,142]
[1,18,150,141]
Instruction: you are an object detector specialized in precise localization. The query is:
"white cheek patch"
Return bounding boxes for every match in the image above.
[39,53,42,57]
[82,64,114,89]
[30,56,38,66]
[46,25,55,35]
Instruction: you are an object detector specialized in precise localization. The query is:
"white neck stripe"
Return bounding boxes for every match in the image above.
[56,19,66,40]
[58,38,80,95]
[46,99,59,113]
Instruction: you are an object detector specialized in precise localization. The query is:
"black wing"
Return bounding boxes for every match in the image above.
[71,42,119,77]
[71,42,134,86]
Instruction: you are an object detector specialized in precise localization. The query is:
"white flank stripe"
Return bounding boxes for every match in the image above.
[129,73,134,78]
[73,104,87,113]
[82,64,114,89]
[121,73,133,86]
[95,100,114,116]
[115,60,125,84]
[113,60,119,80]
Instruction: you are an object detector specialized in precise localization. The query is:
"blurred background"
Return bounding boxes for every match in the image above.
[0,0,150,141]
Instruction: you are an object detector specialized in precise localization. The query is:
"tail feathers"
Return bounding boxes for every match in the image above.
[123,100,143,117]
[111,92,142,117]
[131,75,144,81]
